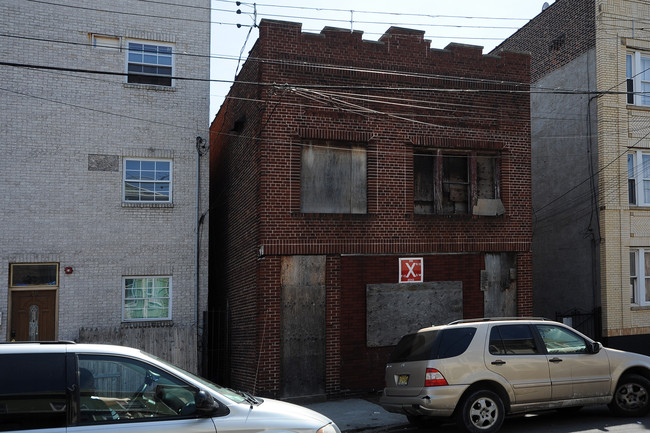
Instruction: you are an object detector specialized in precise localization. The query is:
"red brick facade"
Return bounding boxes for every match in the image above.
[209,19,532,398]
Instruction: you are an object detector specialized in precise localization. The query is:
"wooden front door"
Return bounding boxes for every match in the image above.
[10,290,56,341]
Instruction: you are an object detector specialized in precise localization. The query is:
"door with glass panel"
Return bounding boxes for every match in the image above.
[10,290,56,341]
[9,263,58,341]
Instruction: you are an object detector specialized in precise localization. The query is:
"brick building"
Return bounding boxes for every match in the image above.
[209,19,532,398]
[495,0,650,353]
[0,0,210,372]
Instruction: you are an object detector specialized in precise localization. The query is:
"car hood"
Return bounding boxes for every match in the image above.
[603,347,650,367]
[222,397,339,431]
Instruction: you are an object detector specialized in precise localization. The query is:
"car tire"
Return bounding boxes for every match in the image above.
[456,389,505,433]
[608,374,650,417]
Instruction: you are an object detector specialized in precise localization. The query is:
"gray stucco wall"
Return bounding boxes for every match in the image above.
[530,48,600,322]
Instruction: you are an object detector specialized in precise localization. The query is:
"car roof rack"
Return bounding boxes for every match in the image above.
[446,317,551,325]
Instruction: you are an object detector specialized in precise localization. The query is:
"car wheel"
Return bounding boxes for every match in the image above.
[456,389,505,433]
[608,374,650,417]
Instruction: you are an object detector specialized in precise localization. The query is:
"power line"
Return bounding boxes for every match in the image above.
[0,84,208,134]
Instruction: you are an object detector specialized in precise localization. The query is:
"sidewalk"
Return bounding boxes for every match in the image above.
[304,396,409,433]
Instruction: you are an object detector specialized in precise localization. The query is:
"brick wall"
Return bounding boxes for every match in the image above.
[210,19,532,396]
[1,0,210,369]
[492,0,595,83]
[339,254,486,391]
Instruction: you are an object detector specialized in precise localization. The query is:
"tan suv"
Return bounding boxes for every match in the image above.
[380,318,650,433]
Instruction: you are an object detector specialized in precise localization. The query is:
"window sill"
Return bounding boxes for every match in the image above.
[293,212,372,219]
[413,213,506,219]
[631,305,650,311]
[627,104,650,113]
[124,83,176,92]
[121,320,174,328]
[122,202,173,208]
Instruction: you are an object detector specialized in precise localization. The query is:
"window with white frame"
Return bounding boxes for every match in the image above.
[123,159,172,203]
[626,52,650,106]
[627,151,650,206]
[123,276,171,321]
[126,41,173,86]
[631,250,638,304]
[630,249,650,306]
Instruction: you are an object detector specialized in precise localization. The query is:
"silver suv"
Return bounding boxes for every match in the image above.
[0,342,340,433]
[380,318,650,433]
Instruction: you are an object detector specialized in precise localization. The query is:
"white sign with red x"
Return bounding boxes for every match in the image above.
[399,257,423,283]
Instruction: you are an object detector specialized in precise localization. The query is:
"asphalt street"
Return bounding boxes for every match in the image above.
[305,398,650,433]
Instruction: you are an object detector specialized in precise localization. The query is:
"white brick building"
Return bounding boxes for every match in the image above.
[0,0,210,372]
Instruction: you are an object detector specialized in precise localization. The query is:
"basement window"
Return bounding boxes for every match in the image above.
[414,151,503,216]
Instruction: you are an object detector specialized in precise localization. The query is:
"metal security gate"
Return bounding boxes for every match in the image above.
[555,307,601,341]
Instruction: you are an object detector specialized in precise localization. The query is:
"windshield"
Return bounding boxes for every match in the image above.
[144,351,247,404]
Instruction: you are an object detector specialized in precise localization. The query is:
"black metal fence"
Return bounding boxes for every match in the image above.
[555,307,601,341]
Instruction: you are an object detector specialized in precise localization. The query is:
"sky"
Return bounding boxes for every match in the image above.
[209,0,555,121]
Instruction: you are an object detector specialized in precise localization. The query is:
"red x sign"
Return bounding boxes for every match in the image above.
[399,258,423,283]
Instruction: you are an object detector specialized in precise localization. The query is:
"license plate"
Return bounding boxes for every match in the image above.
[397,374,409,386]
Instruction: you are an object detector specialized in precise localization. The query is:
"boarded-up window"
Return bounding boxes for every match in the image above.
[301,141,367,214]
[414,151,501,215]
[442,155,469,214]
[414,154,435,214]
[477,156,497,199]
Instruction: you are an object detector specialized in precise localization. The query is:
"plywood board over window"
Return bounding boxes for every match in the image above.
[300,141,367,214]
[366,282,463,347]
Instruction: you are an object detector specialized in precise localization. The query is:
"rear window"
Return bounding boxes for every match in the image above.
[389,327,476,362]
[0,353,67,431]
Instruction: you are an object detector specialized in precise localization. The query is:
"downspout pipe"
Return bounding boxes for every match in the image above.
[195,136,207,367]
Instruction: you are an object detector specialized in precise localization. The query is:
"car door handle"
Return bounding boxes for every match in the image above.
[549,357,563,363]
[491,360,506,365]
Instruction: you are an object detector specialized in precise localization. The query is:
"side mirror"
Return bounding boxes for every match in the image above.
[195,390,223,416]
[587,342,601,354]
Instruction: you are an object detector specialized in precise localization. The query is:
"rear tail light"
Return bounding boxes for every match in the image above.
[425,368,448,387]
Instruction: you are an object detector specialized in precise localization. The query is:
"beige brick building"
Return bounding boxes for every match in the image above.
[0,0,210,371]
[496,0,650,352]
